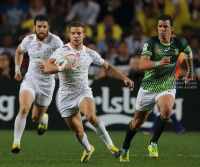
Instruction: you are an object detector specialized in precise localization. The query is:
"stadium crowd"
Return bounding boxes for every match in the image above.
[0,0,200,80]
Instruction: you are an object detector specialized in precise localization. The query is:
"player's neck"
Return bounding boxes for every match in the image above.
[159,36,171,44]
[70,42,83,51]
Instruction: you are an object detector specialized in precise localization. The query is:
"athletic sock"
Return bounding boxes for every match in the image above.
[93,119,113,149]
[14,113,27,144]
[75,133,91,153]
[122,121,138,150]
[40,113,47,124]
[150,115,169,144]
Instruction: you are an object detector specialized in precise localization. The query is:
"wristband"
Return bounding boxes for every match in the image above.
[188,67,194,73]
[15,65,21,72]
[156,61,160,67]
[58,66,65,72]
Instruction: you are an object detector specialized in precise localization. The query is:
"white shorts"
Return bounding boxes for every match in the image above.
[60,88,93,117]
[20,76,55,106]
[135,87,176,111]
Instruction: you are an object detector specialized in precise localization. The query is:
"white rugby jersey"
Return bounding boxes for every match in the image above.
[51,43,104,94]
[21,32,63,83]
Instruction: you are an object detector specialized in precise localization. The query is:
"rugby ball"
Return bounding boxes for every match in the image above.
[54,54,77,66]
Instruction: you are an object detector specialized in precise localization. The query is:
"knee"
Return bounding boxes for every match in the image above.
[85,112,98,125]
[19,104,30,115]
[160,106,172,119]
[32,115,40,123]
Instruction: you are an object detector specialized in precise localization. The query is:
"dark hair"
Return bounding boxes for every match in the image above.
[157,14,173,27]
[34,15,49,25]
[69,22,86,33]
[0,52,11,61]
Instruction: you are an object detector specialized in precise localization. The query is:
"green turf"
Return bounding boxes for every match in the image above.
[1,130,200,167]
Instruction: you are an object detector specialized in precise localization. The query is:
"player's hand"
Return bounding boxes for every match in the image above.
[38,62,46,71]
[64,62,77,71]
[124,78,134,91]
[183,72,194,83]
[160,56,172,66]
[14,71,22,81]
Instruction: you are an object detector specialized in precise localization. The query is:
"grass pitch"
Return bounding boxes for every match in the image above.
[1,130,200,167]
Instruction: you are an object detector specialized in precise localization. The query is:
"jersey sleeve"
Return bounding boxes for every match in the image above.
[180,38,191,54]
[91,51,104,66]
[141,38,154,57]
[20,37,28,52]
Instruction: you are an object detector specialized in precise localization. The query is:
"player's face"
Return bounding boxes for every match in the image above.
[158,20,173,39]
[34,21,49,41]
[69,27,86,46]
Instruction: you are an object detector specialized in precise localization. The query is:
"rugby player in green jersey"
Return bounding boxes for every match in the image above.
[119,14,194,162]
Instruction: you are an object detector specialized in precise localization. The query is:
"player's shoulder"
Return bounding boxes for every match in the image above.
[84,45,99,56]
[148,36,159,42]
[24,34,36,41]
[49,32,62,42]
[172,37,187,44]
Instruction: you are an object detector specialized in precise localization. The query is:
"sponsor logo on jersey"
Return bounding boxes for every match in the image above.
[155,49,161,54]
[28,36,33,39]
[175,49,179,55]
[165,47,170,51]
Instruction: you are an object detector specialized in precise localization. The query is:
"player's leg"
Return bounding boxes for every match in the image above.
[32,102,49,135]
[64,112,94,163]
[12,90,34,153]
[79,97,121,158]
[170,111,185,134]
[150,94,174,144]
[120,109,150,162]
[148,93,174,158]
[33,84,55,135]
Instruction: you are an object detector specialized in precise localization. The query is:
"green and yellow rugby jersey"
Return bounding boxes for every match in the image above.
[141,36,191,92]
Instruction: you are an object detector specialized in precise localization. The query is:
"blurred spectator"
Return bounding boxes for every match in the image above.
[113,40,132,73]
[50,0,72,15]
[0,52,14,79]
[137,3,160,37]
[125,22,147,55]
[164,0,190,35]
[99,0,134,26]
[189,37,200,57]
[97,14,123,40]
[97,26,119,54]
[124,56,144,81]
[193,49,200,80]
[181,26,193,42]
[65,0,100,27]
[1,0,28,25]
[94,46,117,80]
[188,0,200,28]
[0,34,16,59]
[29,0,47,18]
[50,0,72,32]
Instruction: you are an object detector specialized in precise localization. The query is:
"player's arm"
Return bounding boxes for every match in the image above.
[44,58,76,74]
[139,55,172,71]
[183,46,194,82]
[139,38,171,71]
[14,44,25,81]
[101,61,134,90]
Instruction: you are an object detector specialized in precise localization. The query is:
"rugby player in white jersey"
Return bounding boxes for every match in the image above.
[44,22,134,163]
[11,15,63,154]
